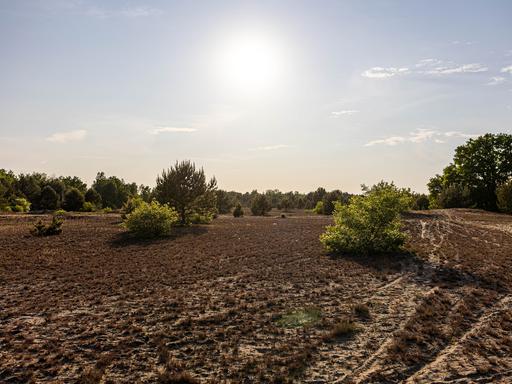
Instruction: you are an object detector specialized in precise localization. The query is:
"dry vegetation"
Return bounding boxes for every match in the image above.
[1,209,512,383]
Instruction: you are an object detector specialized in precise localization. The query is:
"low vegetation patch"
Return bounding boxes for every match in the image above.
[124,201,179,238]
[325,319,360,340]
[275,307,322,328]
[31,216,63,236]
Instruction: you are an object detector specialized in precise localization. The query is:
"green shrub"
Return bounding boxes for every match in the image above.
[102,207,113,213]
[124,201,179,238]
[189,212,214,224]
[320,181,412,255]
[12,197,31,212]
[122,196,145,219]
[497,180,512,213]
[54,208,67,216]
[411,194,430,210]
[31,217,63,236]
[82,201,96,212]
[251,194,271,216]
[63,188,85,211]
[313,201,324,215]
[233,202,244,217]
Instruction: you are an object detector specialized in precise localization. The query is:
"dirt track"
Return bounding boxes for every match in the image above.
[0,209,511,383]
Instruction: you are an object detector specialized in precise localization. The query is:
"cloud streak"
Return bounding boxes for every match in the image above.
[330,110,359,118]
[249,144,291,151]
[150,127,197,134]
[362,67,409,78]
[46,129,87,143]
[501,65,512,75]
[365,129,478,147]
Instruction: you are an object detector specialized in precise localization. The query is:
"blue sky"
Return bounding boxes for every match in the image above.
[1,0,511,193]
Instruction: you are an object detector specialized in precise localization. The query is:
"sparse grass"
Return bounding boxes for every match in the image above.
[353,303,370,319]
[78,367,103,384]
[157,370,199,384]
[325,319,360,340]
[275,307,322,328]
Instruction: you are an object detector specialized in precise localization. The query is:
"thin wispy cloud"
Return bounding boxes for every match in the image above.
[330,110,359,118]
[487,76,506,86]
[46,129,87,143]
[501,65,512,75]
[66,3,163,19]
[249,144,291,151]
[365,129,478,147]
[363,59,488,79]
[361,67,409,79]
[424,63,488,75]
[150,127,197,135]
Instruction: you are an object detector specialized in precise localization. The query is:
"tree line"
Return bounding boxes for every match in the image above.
[1,133,511,216]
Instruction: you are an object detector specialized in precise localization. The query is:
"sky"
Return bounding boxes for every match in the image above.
[0,0,511,193]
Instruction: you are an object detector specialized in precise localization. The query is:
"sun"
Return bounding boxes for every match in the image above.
[216,32,282,94]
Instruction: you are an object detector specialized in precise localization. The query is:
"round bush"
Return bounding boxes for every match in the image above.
[124,201,179,238]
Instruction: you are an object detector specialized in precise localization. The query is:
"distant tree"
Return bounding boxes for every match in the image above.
[59,176,87,194]
[411,193,430,210]
[139,184,153,202]
[154,160,217,225]
[216,189,235,214]
[16,173,46,209]
[497,180,512,214]
[84,188,102,208]
[0,169,18,211]
[251,194,272,216]
[280,197,292,212]
[92,172,134,209]
[63,188,85,211]
[39,185,59,210]
[437,183,472,209]
[313,201,325,215]
[233,202,244,217]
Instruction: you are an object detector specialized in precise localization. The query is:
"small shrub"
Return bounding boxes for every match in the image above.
[233,202,244,217]
[251,194,271,216]
[189,212,214,224]
[320,181,412,255]
[436,183,472,208]
[124,201,179,238]
[102,207,113,214]
[31,217,63,236]
[54,208,67,216]
[313,201,324,215]
[326,319,360,339]
[497,180,512,214]
[63,188,85,211]
[353,303,370,318]
[411,194,430,210]
[82,202,96,212]
[12,197,31,212]
[122,196,145,219]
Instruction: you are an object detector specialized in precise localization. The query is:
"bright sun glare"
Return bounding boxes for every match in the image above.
[217,33,282,94]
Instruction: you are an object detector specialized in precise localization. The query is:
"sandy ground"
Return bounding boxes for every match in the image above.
[0,209,511,383]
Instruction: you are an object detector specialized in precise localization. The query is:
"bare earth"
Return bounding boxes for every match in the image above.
[1,209,511,383]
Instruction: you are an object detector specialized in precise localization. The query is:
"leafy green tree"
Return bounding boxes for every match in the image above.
[320,181,412,254]
[411,193,430,210]
[138,184,153,202]
[313,201,325,215]
[154,161,217,225]
[39,185,59,210]
[16,173,46,208]
[63,188,85,211]
[437,183,472,208]
[429,134,512,211]
[92,172,135,209]
[0,169,18,211]
[251,194,272,216]
[497,180,512,213]
[216,189,235,214]
[59,176,87,194]
[84,188,102,208]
